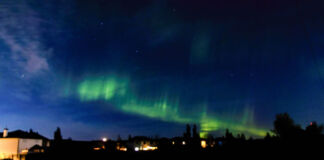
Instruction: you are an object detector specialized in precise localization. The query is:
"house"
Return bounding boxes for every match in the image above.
[0,128,49,160]
[125,136,158,151]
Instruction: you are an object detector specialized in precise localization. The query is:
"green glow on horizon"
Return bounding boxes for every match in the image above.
[76,76,268,138]
[121,100,267,137]
[120,97,193,124]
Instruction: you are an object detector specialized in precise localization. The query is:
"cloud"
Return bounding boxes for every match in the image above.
[0,1,60,104]
[0,1,51,76]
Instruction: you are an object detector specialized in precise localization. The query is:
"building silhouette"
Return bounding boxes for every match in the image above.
[0,128,49,160]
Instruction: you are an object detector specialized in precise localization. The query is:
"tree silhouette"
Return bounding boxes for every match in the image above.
[128,134,132,141]
[184,124,191,139]
[306,121,323,135]
[237,133,246,141]
[225,129,234,139]
[264,132,272,140]
[273,113,301,139]
[54,127,62,141]
[192,124,199,139]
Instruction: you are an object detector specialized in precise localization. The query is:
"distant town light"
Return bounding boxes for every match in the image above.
[134,147,139,151]
[201,140,207,148]
[143,146,158,151]
[182,141,186,145]
[93,147,101,151]
[172,141,175,145]
[102,137,108,142]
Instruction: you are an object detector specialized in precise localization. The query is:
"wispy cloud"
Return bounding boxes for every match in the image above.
[0,1,58,104]
[0,1,51,77]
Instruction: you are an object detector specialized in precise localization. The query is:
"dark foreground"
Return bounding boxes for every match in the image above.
[26,113,324,159]
[26,141,323,160]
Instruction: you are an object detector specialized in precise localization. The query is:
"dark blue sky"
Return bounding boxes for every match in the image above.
[0,0,324,140]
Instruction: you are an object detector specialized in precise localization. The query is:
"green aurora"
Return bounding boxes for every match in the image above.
[75,76,268,138]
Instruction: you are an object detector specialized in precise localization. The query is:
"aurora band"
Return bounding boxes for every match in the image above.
[76,76,268,138]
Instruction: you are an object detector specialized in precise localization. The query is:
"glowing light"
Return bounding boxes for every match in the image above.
[143,146,158,151]
[118,147,127,151]
[21,149,28,154]
[182,141,186,145]
[93,147,101,151]
[102,137,107,142]
[134,147,139,151]
[201,140,207,148]
[0,154,5,159]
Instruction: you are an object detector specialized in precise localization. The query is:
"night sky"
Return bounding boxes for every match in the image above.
[1,0,324,140]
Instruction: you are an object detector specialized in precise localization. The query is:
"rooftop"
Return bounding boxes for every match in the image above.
[0,130,48,139]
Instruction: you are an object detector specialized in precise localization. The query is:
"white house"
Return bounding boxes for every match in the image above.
[0,128,49,160]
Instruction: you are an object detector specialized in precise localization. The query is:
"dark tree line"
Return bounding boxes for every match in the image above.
[272,113,323,139]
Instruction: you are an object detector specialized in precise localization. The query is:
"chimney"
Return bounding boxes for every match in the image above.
[3,128,8,138]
